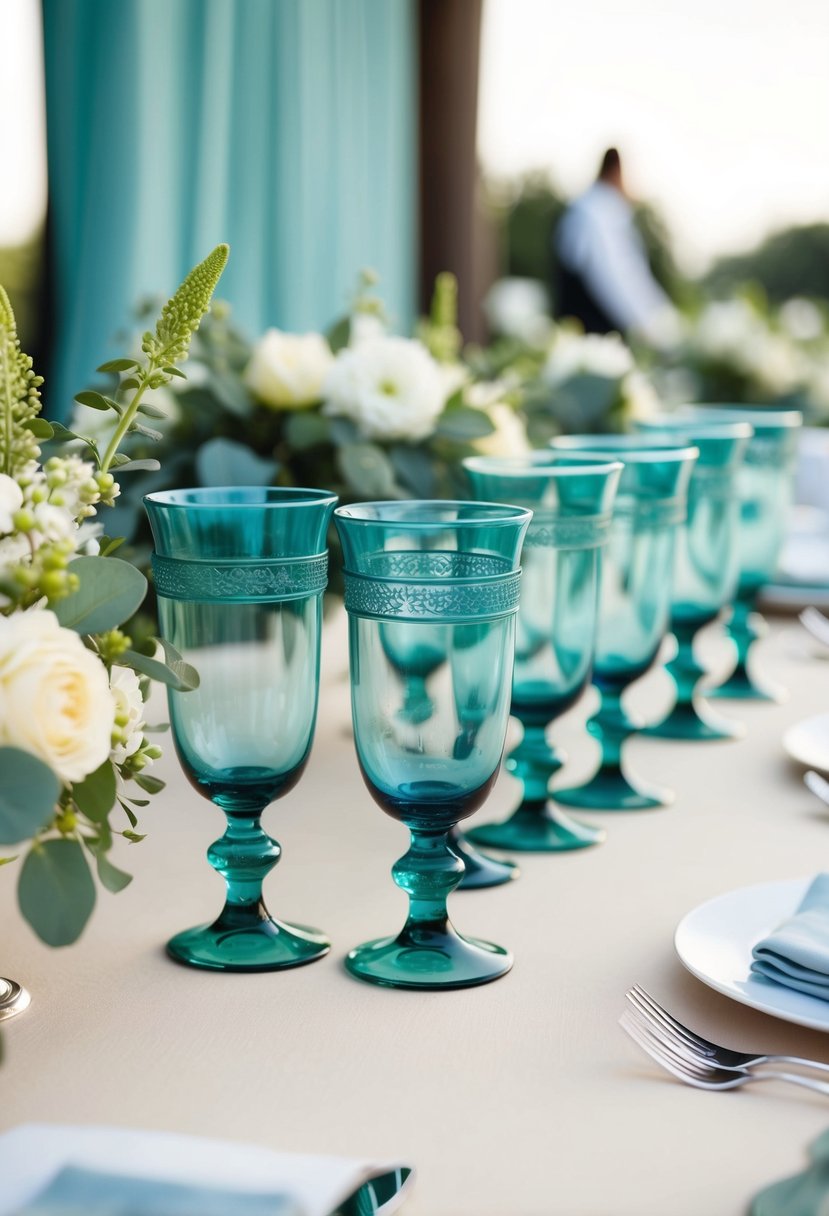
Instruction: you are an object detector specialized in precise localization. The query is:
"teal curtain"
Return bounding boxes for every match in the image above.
[42,0,417,419]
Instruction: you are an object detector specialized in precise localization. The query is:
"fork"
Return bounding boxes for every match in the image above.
[625,984,829,1075]
[620,1009,829,1096]
[800,607,829,650]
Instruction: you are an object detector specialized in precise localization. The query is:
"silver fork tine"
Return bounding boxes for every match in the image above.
[620,1013,713,1085]
[620,1010,716,1078]
[627,985,716,1057]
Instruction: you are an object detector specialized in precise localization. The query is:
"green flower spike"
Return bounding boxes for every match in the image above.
[0,285,45,476]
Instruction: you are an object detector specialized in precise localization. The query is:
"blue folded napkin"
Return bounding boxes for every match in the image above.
[17,1165,300,1216]
[751,874,829,999]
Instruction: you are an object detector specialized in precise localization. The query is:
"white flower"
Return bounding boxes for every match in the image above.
[109,665,146,764]
[0,474,23,533]
[0,610,115,783]
[623,372,661,422]
[544,330,634,385]
[779,298,824,343]
[483,277,552,347]
[323,336,446,441]
[349,312,387,346]
[244,329,333,410]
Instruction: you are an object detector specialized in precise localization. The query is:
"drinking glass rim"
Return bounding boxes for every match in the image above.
[550,436,699,464]
[144,486,338,509]
[678,404,803,429]
[463,454,624,479]
[634,418,753,442]
[334,499,532,529]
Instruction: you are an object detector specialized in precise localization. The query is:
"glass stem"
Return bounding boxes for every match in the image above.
[587,686,636,778]
[506,721,561,805]
[207,808,280,923]
[664,621,705,710]
[400,674,434,725]
[724,593,762,682]
[392,828,463,942]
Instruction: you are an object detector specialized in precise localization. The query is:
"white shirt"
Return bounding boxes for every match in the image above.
[557,181,679,347]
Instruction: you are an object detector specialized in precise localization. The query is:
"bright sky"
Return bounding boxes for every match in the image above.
[0,0,47,244]
[479,0,829,272]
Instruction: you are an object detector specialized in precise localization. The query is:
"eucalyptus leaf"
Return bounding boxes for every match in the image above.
[136,402,169,419]
[95,852,133,893]
[54,556,148,634]
[337,442,399,497]
[72,761,117,823]
[130,422,163,441]
[115,459,162,473]
[326,315,351,353]
[98,536,126,556]
[196,437,277,487]
[117,799,139,829]
[390,444,437,497]
[134,773,165,795]
[435,407,495,441]
[163,366,187,379]
[18,839,96,947]
[120,643,199,691]
[123,830,147,844]
[284,412,330,450]
[211,371,252,416]
[0,747,60,845]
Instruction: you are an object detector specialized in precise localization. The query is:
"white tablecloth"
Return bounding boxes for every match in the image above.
[3,610,829,1215]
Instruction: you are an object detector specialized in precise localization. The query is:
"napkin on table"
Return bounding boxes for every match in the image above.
[751,873,829,1000]
[0,1125,413,1216]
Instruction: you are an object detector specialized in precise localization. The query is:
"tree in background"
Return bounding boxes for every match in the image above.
[705,224,829,305]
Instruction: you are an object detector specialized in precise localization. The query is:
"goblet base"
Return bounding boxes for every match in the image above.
[167,916,330,972]
[450,829,519,889]
[0,977,30,1022]
[644,700,745,742]
[467,802,605,852]
[554,771,672,812]
[707,670,787,703]
[345,928,512,990]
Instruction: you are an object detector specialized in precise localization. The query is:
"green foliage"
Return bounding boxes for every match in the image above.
[0,748,61,845]
[0,284,45,475]
[120,640,199,692]
[53,556,148,634]
[18,838,96,947]
[705,223,829,304]
[195,436,278,487]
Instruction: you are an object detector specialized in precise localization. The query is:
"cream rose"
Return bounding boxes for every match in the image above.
[244,329,333,410]
[0,610,115,783]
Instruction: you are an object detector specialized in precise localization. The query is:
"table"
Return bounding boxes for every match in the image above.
[3,611,829,1215]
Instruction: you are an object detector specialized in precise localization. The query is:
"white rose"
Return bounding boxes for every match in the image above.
[0,610,115,783]
[0,474,23,533]
[544,330,634,384]
[323,336,446,442]
[349,312,387,346]
[109,665,146,764]
[244,329,333,410]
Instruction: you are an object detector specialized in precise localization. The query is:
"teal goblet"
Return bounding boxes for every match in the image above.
[632,418,752,739]
[461,453,622,852]
[144,486,337,971]
[335,500,531,990]
[679,406,802,702]
[548,435,698,810]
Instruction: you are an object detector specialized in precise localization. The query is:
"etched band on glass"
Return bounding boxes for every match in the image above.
[523,512,612,550]
[343,551,521,622]
[152,552,328,603]
[613,497,687,528]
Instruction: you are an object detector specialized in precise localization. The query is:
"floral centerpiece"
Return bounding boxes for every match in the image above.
[79,273,531,595]
[0,245,228,963]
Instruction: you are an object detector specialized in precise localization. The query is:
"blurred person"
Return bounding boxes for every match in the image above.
[554,148,680,348]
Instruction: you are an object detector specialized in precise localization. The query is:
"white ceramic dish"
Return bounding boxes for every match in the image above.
[783,713,829,773]
[674,877,829,1033]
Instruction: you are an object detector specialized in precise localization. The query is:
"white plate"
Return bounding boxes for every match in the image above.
[674,876,829,1033]
[783,713,829,772]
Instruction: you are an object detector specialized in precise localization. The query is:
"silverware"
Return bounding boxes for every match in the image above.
[625,985,829,1075]
[800,607,829,650]
[620,1008,829,1096]
[805,770,829,807]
